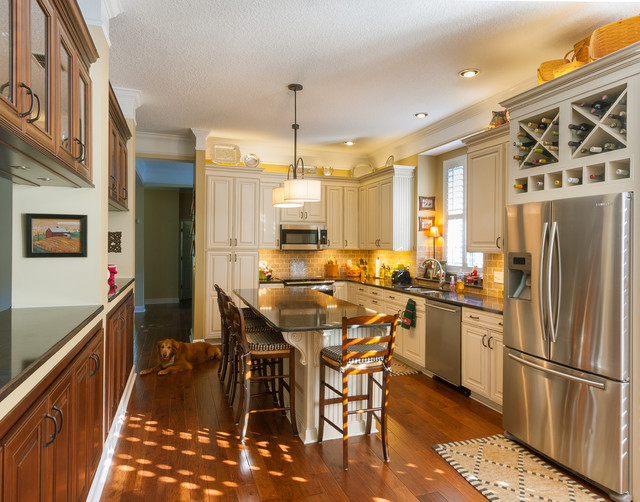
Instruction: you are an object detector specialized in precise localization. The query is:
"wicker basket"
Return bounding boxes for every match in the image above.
[537,58,569,84]
[573,35,591,63]
[590,14,640,60]
[553,60,587,78]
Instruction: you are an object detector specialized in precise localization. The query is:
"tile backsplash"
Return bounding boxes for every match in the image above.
[259,249,504,299]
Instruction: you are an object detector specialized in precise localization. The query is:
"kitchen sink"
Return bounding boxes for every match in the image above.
[401,286,441,294]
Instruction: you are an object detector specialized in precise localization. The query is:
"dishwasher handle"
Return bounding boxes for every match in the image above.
[427,302,458,314]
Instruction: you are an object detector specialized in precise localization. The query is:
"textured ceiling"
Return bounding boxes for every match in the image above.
[108,1,637,156]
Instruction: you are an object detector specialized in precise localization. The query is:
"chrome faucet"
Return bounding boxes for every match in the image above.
[422,258,445,289]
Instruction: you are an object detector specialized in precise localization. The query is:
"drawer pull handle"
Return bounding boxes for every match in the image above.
[52,405,64,434]
[470,315,480,320]
[43,413,58,447]
[488,336,494,350]
[482,334,487,347]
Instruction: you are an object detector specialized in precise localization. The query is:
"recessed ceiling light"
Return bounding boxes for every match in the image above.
[344,140,355,146]
[459,68,479,78]
[414,112,428,118]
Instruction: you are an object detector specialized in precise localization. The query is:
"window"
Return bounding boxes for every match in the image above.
[443,156,483,271]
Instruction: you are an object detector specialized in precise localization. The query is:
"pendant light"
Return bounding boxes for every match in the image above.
[272,84,321,207]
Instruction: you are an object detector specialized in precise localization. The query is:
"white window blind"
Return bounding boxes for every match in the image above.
[443,156,483,271]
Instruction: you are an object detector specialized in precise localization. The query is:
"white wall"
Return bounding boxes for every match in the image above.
[0,177,12,310]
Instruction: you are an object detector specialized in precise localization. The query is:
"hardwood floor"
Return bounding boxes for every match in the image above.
[99,302,608,502]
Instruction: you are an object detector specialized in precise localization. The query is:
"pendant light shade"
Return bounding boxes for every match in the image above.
[284,177,321,203]
[272,83,322,206]
[272,185,303,208]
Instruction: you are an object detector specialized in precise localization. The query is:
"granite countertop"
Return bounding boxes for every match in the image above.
[336,275,503,314]
[0,304,103,401]
[235,287,371,332]
[108,277,135,302]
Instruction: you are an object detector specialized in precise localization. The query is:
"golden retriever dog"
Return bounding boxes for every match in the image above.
[140,339,221,375]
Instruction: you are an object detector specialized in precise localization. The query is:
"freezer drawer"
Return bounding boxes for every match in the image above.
[503,349,629,497]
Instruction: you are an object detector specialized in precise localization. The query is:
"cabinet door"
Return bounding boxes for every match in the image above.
[365,182,379,248]
[106,305,124,430]
[88,332,104,479]
[234,178,259,249]
[325,185,343,249]
[125,293,134,377]
[206,177,233,249]
[461,324,490,397]
[108,120,119,200]
[233,251,259,305]
[378,178,393,249]
[22,0,55,152]
[74,63,91,180]
[467,144,504,252]
[404,306,426,367]
[489,331,503,405]
[205,251,232,337]
[358,186,367,248]
[259,181,280,249]
[304,190,325,222]
[117,134,128,207]
[48,369,72,502]
[343,186,358,249]
[281,205,302,222]
[333,282,348,301]
[56,22,76,168]
[2,398,48,502]
[0,0,23,130]
[73,344,91,501]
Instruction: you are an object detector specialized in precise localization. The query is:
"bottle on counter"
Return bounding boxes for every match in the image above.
[455,273,465,293]
[449,277,456,292]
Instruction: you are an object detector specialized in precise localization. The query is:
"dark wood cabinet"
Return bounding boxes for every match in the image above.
[0,0,98,188]
[73,328,103,502]
[106,291,134,430]
[108,84,131,211]
[0,321,104,502]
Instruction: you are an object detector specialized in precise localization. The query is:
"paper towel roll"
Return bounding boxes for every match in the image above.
[375,258,381,278]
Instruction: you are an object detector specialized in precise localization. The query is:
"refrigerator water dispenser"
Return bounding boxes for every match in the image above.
[508,252,531,300]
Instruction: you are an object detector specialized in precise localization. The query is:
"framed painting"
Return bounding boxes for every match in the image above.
[419,196,436,211]
[418,216,434,231]
[26,214,88,257]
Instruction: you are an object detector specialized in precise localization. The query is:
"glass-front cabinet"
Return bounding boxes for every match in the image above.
[108,83,131,211]
[0,0,97,186]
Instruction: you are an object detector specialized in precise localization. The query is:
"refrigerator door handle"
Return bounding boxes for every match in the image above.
[507,353,606,389]
[551,220,561,343]
[548,221,559,343]
[539,222,549,341]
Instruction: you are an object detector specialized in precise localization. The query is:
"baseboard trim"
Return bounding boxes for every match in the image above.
[86,366,137,502]
[145,298,179,305]
[134,305,146,313]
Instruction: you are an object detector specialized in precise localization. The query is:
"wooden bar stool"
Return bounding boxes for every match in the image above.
[226,300,298,443]
[318,313,398,470]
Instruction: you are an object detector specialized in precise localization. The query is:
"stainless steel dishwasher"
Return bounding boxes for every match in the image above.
[425,300,462,387]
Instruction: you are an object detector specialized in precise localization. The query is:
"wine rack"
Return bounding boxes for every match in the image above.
[570,84,627,160]
[507,78,631,199]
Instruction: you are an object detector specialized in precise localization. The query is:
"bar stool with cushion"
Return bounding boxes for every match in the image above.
[317,313,398,470]
[226,300,298,443]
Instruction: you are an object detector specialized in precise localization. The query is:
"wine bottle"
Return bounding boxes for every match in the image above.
[615,169,629,176]
[568,140,583,147]
[591,102,612,111]
[554,179,562,186]
[575,129,592,137]
[551,130,559,136]
[540,117,553,124]
[609,111,626,119]
[603,143,618,151]
[535,181,544,187]
[513,155,526,161]
[517,145,531,151]
[577,101,593,108]
[619,128,627,135]
[533,128,547,134]
[568,123,593,132]
[532,159,550,165]
[513,141,535,147]
[582,146,602,153]
[547,145,559,151]
[523,162,536,167]
[527,121,539,128]
[567,177,581,184]
[542,141,558,146]
[552,119,559,126]
[514,183,527,190]
[619,98,627,106]
[590,173,605,181]
[516,131,529,137]
[531,148,546,154]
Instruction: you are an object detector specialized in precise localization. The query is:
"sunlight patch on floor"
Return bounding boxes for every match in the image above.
[223,481,239,488]
[117,453,133,460]
[223,459,238,466]
[158,476,177,484]
[157,464,172,470]
[199,474,216,482]
[136,458,152,465]
[177,469,193,476]
[137,470,156,478]
[291,476,307,483]
[117,465,135,472]
[204,489,223,496]
[201,454,216,460]
[181,449,196,455]
[143,440,158,446]
[162,445,176,451]
[180,482,200,490]
[269,471,284,477]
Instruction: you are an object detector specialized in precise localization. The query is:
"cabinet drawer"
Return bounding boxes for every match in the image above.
[383,290,405,303]
[368,287,383,298]
[462,307,503,331]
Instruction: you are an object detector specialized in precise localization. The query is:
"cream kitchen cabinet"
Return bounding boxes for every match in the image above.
[463,126,508,253]
[259,180,281,250]
[205,250,258,338]
[206,171,259,250]
[333,281,348,301]
[357,165,414,251]
[461,307,503,406]
[280,184,325,223]
[325,185,344,249]
[343,186,359,249]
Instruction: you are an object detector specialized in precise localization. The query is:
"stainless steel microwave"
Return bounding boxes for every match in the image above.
[280,224,327,250]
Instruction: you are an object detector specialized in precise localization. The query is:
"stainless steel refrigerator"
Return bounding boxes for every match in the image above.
[503,192,632,501]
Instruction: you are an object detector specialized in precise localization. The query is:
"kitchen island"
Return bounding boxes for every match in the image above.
[234,287,384,443]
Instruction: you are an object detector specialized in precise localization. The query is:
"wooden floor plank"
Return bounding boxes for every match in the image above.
[99,302,611,502]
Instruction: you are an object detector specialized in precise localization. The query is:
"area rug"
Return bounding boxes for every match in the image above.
[389,360,420,376]
[433,434,606,502]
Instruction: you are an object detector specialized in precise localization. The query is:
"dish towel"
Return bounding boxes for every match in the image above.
[400,298,416,329]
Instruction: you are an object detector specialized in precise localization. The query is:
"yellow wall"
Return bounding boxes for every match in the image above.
[143,189,180,302]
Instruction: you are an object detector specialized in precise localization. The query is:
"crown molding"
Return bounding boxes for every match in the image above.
[113,87,143,124]
[137,131,195,158]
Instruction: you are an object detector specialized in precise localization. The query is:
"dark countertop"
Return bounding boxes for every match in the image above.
[337,275,503,315]
[235,287,371,332]
[0,304,103,401]
[108,277,135,302]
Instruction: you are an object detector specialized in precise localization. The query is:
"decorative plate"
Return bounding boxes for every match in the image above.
[352,163,373,177]
[207,143,241,164]
[243,153,261,168]
[385,155,394,168]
